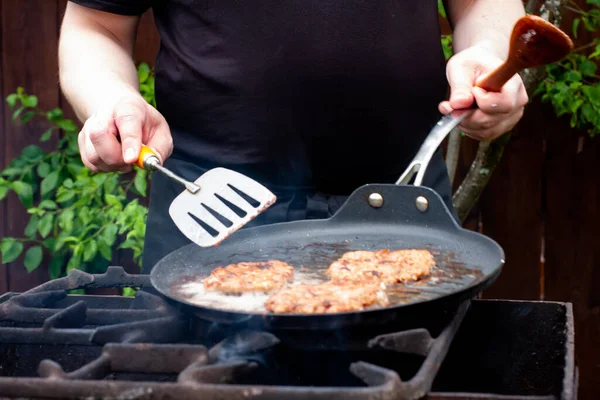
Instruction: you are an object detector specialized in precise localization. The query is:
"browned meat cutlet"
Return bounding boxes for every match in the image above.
[203,260,294,293]
[264,278,389,314]
[327,249,434,284]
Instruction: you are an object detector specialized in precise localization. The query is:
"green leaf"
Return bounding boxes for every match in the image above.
[12,106,24,121]
[1,167,22,178]
[98,238,113,261]
[582,103,595,122]
[56,191,75,203]
[20,111,36,125]
[0,185,9,201]
[105,194,122,207]
[50,153,61,168]
[583,86,600,103]
[41,170,60,197]
[47,108,63,121]
[21,145,43,161]
[580,59,598,76]
[134,169,147,196]
[11,181,33,208]
[83,240,98,262]
[43,237,56,251]
[40,128,54,142]
[55,234,77,252]
[138,62,151,83]
[59,209,75,233]
[565,70,582,82]
[103,223,119,246]
[6,94,18,108]
[63,178,74,189]
[587,0,600,6]
[21,95,38,108]
[590,42,600,59]
[24,246,43,272]
[1,238,23,264]
[437,0,446,18]
[56,119,78,132]
[66,162,83,177]
[66,253,81,274]
[122,287,137,297]
[37,162,51,178]
[25,215,39,237]
[573,18,581,38]
[48,255,64,279]
[38,213,54,238]
[39,200,58,210]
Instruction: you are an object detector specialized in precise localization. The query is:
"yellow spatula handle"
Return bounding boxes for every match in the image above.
[136,145,161,170]
[136,145,200,193]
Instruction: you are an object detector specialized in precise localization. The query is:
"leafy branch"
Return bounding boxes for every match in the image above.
[0,63,155,283]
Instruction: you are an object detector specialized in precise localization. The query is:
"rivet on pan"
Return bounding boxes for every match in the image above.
[415,196,429,212]
[368,193,384,208]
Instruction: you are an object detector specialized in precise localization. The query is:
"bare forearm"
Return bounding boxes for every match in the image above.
[58,4,140,122]
[445,0,525,58]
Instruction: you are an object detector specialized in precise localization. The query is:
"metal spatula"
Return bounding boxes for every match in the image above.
[137,145,277,247]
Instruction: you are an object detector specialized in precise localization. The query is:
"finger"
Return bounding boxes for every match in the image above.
[446,57,476,110]
[86,115,124,169]
[145,111,174,164]
[471,87,512,114]
[462,108,524,140]
[459,109,498,131]
[438,101,453,115]
[78,130,99,172]
[113,99,146,164]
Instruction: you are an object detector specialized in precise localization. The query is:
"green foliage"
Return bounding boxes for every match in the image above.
[0,63,156,286]
[438,0,454,61]
[138,62,156,108]
[534,1,600,136]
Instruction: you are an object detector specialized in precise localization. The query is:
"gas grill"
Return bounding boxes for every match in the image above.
[0,266,576,400]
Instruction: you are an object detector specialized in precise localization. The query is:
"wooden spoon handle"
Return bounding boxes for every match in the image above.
[476,14,574,93]
[476,63,522,92]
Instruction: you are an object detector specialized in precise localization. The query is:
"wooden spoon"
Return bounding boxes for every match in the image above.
[478,14,574,92]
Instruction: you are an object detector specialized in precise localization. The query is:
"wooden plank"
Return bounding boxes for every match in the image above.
[543,105,600,400]
[0,0,7,294]
[134,10,160,66]
[478,101,545,300]
[1,0,60,291]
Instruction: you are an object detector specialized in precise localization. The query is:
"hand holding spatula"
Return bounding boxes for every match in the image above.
[137,145,277,247]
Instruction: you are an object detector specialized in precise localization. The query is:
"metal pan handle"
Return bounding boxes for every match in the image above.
[396,111,471,187]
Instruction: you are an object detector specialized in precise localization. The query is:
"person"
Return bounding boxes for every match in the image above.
[59,0,528,273]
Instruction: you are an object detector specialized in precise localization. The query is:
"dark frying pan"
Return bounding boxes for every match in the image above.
[150,16,573,331]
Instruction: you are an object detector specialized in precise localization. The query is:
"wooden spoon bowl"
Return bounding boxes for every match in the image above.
[478,14,574,92]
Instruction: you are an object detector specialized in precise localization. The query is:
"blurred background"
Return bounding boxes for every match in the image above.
[0,0,598,398]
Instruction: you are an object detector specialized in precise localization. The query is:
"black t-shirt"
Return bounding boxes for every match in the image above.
[69,0,450,196]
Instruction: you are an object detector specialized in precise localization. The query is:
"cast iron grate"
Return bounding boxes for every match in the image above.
[0,267,574,400]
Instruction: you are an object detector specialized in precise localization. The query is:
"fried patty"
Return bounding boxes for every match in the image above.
[327,249,434,284]
[203,260,294,293]
[264,278,389,314]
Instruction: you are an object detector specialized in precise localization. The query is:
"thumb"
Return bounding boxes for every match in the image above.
[446,58,476,110]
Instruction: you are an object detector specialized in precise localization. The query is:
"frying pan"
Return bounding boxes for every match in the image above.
[150,15,573,331]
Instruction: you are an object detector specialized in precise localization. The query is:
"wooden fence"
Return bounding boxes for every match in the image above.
[1,1,598,398]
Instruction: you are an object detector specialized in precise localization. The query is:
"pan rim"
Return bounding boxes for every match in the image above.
[149,221,505,319]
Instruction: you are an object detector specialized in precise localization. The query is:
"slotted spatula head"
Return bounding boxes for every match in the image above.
[168,168,277,247]
[136,145,276,247]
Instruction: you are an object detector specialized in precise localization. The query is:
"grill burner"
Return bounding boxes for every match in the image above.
[0,267,576,400]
